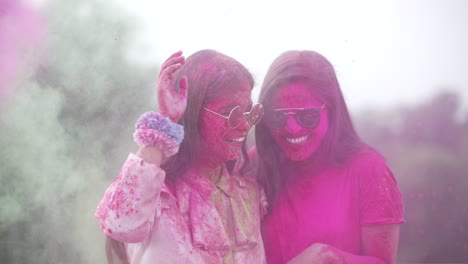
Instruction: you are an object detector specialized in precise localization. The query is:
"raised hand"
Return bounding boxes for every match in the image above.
[157,50,188,122]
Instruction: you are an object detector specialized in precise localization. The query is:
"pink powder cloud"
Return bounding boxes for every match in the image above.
[0,0,45,102]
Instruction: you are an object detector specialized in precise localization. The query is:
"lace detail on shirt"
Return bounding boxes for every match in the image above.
[360,156,405,225]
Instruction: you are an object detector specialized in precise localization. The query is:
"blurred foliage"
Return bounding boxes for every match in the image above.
[1,0,467,263]
[355,90,468,262]
[0,0,157,263]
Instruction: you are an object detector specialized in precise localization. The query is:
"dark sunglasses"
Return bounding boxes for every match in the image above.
[265,104,325,129]
[203,103,265,129]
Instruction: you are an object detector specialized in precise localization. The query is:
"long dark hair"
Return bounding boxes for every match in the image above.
[255,50,370,205]
[162,49,255,180]
[106,49,255,263]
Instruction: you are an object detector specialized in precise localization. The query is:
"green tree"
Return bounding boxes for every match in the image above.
[0,0,158,263]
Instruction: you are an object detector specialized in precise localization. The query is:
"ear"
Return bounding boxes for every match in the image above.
[178,76,188,99]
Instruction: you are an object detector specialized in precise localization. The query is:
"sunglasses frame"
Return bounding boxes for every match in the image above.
[203,103,264,129]
[267,104,326,128]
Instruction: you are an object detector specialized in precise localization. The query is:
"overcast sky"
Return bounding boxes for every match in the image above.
[36,0,468,114]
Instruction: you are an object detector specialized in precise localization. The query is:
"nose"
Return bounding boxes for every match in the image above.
[284,115,302,134]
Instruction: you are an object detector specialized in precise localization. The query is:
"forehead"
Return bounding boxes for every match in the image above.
[204,82,252,110]
[269,80,322,108]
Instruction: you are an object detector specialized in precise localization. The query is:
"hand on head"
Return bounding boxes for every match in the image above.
[157,50,188,122]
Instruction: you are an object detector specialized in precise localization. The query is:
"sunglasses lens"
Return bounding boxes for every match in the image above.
[297,108,321,128]
[228,106,244,128]
[249,104,264,125]
[266,111,287,128]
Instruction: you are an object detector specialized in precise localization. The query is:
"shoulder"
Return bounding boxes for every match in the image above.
[344,148,400,186]
[351,150,405,225]
[346,149,402,196]
[346,148,389,173]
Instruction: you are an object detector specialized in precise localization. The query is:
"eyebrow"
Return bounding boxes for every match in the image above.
[220,102,253,112]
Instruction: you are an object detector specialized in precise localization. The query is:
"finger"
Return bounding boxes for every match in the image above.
[165,50,182,63]
[165,55,185,69]
[178,76,188,100]
[160,57,185,77]
[160,51,184,75]
[160,63,182,81]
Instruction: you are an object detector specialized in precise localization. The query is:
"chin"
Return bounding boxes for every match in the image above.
[282,146,318,161]
[214,149,241,163]
[284,152,310,161]
[226,152,241,161]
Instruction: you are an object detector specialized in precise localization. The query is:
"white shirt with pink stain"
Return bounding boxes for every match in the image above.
[95,153,267,264]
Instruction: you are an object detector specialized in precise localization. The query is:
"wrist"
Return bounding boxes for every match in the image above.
[160,112,180,123]
[136,146,164,165]
[133,111,184,157]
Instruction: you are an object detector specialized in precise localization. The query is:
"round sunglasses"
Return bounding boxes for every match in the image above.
[203,104,264,129]
[265,104,325,129]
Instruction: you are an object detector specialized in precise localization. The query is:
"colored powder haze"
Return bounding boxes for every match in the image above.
[1,0,468,263]
[0,0,44,103]
[115,0,468,117]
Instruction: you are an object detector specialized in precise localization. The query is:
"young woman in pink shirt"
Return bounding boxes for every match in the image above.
[95,50,267,264]
[254,50,405,264]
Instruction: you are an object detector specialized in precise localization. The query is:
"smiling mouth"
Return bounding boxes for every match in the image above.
[285,135,310,144]
[226,137,246,143]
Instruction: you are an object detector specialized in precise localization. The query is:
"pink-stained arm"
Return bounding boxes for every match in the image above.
[288,224,399,264]
[95,147,165,243]
[361,224,400,264]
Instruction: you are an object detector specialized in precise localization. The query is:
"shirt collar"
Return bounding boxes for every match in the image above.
[182,164,246,200]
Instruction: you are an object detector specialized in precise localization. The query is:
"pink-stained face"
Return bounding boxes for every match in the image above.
[199,81,253,165]
[267,80,329,161]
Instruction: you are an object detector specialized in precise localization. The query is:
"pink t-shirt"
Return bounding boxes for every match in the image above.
[261,151,405,264]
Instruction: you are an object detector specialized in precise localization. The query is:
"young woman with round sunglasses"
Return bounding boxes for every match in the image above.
[253,50,405,264]
[95,50,267,264]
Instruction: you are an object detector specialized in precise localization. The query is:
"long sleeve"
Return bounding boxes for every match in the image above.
[95,153,166,243]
